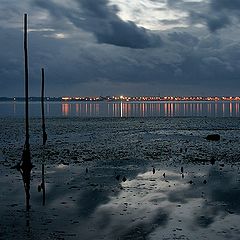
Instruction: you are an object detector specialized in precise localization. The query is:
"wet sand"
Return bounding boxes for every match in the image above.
[0,117,240,239]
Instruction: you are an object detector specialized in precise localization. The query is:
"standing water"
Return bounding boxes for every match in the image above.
[0,101,240,117]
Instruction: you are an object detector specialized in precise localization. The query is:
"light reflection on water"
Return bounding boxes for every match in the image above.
[1,101,240,117]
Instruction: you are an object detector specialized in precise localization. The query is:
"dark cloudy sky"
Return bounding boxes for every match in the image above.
[1,0,240,97]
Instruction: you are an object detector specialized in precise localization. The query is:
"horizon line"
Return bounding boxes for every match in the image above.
[1,95,240,102]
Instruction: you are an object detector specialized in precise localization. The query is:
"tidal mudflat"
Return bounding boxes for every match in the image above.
[1,117,240,239]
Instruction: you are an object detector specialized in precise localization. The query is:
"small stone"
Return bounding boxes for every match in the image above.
[116,175,120,181]
[210,157,216,165]
[206,134,220,141]
[227,209,234,214]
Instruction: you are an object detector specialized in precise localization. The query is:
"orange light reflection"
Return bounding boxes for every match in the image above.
[62,103,70,116]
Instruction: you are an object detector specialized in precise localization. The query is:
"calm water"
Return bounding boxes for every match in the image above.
[0,101,240,117]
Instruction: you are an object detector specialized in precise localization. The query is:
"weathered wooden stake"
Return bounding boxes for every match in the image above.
[41,68,47,205]
[24,15,29,146]
[19,13,33,211]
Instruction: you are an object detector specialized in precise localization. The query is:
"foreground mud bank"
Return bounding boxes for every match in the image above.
[1,117,240,239]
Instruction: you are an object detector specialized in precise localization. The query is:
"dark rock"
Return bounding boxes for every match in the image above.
[153,167,155,174]
[116,175,120,181]
[203,180,207,184]
[227,209,234,214]
[163,173,166,178]
[181,167,183,173]
[206,134,220,141]
[210,156,216,165]
[90,183,98,187]
[122,176,127,182]
[84,158,93,162]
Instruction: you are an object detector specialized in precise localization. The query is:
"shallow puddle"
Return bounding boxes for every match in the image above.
[1,160,239,240]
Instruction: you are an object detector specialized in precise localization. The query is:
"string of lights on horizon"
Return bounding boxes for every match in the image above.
[3,96,240,102]
[61,96,240,102]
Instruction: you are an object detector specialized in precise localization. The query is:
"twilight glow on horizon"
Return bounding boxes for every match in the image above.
[0,0,240,97]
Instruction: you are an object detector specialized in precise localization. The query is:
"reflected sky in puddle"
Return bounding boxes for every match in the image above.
[80,164,240,240]
[1,161,240,240]
[43,162,240,240]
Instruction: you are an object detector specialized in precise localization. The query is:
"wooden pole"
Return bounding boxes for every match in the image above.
[24,13,30,148]
[20,13,32,211]
[41,68,47,145]
[41,68,45,137]
[41,68,47,205]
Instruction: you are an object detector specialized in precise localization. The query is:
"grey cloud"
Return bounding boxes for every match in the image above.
[0,28,24,95]
[1,23,240,97]
[167,0,207,13]
[207,0,240,31]
[200,0,240,31]
[199,14,232,33]
[159,19,183,26]
[168,32,199,47]
[202,56,225,66]
[33,0,162,49]
[167,0,240,32]
[1,0,240,96]
[193,13,231,32]
[211,0,240,11]
[91,20,161,49]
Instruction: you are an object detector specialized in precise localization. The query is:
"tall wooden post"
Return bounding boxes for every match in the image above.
[41,68,47,145]
[24,14,30,148]
[41,68,47,205]
[20,13,32,211]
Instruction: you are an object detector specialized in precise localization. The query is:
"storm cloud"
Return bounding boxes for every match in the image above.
[0,0,240,96]
[167,0,240,32]
[192,0,240,32]
[33,0,162,49]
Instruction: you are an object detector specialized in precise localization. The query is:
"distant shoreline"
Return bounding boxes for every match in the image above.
[1,96,240,102]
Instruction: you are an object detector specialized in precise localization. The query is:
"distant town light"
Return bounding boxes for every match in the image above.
[62,97,72,101]
[55,95,240,102]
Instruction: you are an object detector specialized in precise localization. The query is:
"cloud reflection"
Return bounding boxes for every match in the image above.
[168,165,240,229]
